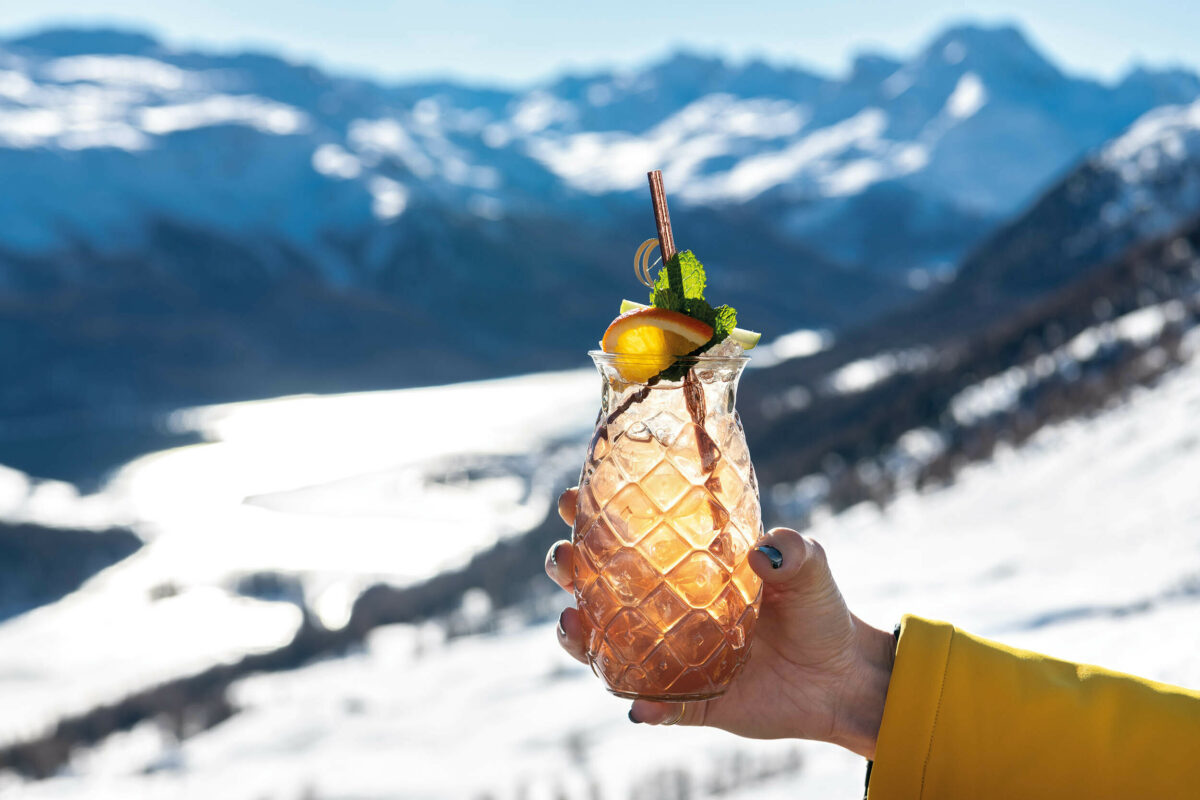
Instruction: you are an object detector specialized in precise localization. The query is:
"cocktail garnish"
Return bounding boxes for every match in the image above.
[648,249,737,349]
[600,307,714,382]
[603,171,751,386]
[619,299,761,349]
[634,238,660,288]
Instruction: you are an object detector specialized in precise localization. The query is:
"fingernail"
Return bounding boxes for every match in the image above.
[549,542,561,567]
[628,709,642,724]
[756,544,783,569]
[557,609,567,637]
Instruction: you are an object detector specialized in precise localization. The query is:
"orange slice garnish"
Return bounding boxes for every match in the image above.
[600,307,713,382]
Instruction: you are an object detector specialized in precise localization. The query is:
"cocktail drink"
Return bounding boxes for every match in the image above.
[574,351,762,700]
[571,171,764,701]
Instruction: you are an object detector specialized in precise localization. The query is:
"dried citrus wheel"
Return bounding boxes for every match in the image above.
[600,307,714,382]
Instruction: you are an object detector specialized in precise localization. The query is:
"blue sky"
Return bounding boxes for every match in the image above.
[3,0,1199,86]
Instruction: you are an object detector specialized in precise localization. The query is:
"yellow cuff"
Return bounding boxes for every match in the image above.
[866,615,954,799]
[866,615,1200,799]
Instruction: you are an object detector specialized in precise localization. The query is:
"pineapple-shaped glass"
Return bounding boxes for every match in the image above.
[572,352,763,701]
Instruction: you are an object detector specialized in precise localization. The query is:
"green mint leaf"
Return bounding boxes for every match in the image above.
[712,305,737,341]
[650,285,684,311]
[657,360,693,382]
[650,265,682,311]
[652,249,707,310]
[673,251,706,299]
[646,247,742,380]
[650,263,675,309]
[666,251,686,300]
[679,299,736,346]
[682,296,716,328]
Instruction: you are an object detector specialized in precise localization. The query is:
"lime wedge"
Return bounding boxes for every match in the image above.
[727,327,762,349]
[619,299,761,350]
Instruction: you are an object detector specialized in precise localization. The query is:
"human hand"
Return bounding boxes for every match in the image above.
[545,487,894,758]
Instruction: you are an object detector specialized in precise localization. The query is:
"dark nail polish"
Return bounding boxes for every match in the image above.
[756,544,783,569]
[557,610,567,637]
[548,543,560,567]
[628,709,642,724]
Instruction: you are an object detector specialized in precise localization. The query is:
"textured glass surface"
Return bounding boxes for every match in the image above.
[573,354,763,701]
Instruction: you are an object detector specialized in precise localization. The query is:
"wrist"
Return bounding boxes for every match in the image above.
[829,618,895,759]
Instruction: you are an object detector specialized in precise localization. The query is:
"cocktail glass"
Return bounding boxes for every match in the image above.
[572,351,763,701]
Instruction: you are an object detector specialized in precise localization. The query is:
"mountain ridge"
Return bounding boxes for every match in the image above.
[2,21,1200,453]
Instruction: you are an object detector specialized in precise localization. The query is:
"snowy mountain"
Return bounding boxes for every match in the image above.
[2,23,1200,430]
[891,94,1200,327]
[2,24,1194,276]
[734,90,1200,406]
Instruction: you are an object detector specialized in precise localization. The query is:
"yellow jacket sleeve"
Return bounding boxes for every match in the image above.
[868,615,1200,799]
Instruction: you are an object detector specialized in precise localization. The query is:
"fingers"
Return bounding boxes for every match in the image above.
[544,539,575,593]
[555,606,588,664]
[546,488,584,665]
[547,490,584,664]
[748,527,829,589]
[628,699,708,726]
[557,487,578,527]
[547,487,580,593]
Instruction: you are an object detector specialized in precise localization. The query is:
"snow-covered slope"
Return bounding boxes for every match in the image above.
[4,323,1199,800]
[0,369,598,744]
[1093,98,1200,246]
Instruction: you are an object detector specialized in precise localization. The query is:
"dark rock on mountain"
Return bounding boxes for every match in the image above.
[0,521,142,621]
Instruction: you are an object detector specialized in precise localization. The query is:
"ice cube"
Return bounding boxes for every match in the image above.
[707,338,745,359]
[625,421,653,442]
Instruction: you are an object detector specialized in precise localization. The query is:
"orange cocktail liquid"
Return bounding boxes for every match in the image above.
[573,353,763,701]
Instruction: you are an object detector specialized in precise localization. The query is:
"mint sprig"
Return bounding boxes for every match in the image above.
[650,249,737,346]
[649,249,738,380]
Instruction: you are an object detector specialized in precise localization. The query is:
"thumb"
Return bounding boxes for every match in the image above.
[748,528,854,656]
[748,527,835,599]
